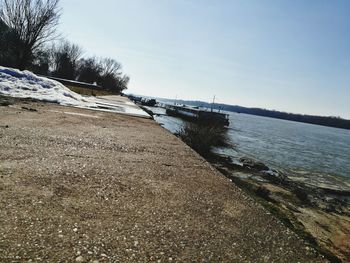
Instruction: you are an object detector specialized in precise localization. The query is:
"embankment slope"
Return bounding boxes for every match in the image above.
[0,100,326,262]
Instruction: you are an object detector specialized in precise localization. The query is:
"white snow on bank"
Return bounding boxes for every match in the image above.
[0,66,96,107]
[0,66,150,118]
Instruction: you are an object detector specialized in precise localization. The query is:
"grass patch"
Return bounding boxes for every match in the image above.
[66,85,117,96]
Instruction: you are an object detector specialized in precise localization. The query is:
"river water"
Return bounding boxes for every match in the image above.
[153,108,350,182]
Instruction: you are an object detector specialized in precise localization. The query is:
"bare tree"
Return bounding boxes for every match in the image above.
[96,57,129,93]
[30,47,51,75]
[77,56,129,93]
[51,40,83,79]
[99,58,122,77]
[0,0,61,69]
[0,18,18,67]
[77,57,102,84]
[116,75,130,92]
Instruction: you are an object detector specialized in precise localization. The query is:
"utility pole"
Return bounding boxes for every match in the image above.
[211,95,216,112]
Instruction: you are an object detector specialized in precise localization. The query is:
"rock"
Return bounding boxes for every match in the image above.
[325,204,337,213]
[75,256,84,262]
[21,106,37,112]
[261,170,287,184]
[239,157,269,171]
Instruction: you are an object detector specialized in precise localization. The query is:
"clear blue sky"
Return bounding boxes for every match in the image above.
[59,0,350,118]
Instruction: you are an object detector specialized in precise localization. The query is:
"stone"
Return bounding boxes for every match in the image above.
[240,157,269,171]
[75,256,84,262]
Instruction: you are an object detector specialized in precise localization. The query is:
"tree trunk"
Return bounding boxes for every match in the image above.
[16,47,31,70]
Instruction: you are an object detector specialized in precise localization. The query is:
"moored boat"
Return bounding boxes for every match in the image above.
[165,104,229,126]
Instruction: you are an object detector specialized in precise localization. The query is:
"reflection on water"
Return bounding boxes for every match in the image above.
[154,108,350,181]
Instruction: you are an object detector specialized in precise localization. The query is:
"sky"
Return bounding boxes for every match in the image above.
[59,0,350,118]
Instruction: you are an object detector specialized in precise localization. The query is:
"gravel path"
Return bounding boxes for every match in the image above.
[0,100,326,262]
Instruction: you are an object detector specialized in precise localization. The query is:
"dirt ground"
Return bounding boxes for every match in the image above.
[0,99,327,262]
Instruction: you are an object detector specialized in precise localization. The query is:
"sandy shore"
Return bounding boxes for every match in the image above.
[0,99,326,262]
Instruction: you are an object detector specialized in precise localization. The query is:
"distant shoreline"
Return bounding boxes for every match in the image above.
[153,97,350,130]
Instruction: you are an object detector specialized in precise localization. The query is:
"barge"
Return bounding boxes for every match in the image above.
[165,104,230,126]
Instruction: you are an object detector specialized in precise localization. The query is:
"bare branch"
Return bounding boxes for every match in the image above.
[99,57,122,77]
[0,0,61,69]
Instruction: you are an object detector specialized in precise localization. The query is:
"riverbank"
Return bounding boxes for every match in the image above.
[0,98,325,262]
[149,107,350,262]
[208,155,350,262]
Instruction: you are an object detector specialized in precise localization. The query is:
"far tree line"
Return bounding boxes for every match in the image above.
[165,99,350,130]
[0,0,128,93]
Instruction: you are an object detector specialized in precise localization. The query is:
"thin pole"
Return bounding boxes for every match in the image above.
[211,95,216,112]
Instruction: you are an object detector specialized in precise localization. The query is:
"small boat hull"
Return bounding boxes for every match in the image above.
[165,105,229,126]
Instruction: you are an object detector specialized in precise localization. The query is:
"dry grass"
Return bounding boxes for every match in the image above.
[66,85,118,96]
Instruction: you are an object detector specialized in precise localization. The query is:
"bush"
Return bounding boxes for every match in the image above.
[292,187,310,204]
[50,41,83,79]
[256,186,271,199]
[76,57,129,94]
[0,95,14,106]
[76,57,102,84]
[176,123,231,157]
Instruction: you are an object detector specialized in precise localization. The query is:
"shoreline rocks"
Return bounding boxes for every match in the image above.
[239,157,269,171]
[236,156,350,203]
[210,153,350,262]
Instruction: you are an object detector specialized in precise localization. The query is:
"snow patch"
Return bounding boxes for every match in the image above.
[0,67,150,118]
[0,66,96,107]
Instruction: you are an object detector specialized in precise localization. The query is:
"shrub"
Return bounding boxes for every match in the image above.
[176,123,231,157]
[0,95,14,106]
[293,187,310,204]
[256,186,271,199]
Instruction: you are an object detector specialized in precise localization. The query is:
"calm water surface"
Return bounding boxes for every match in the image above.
[155,110,350,180]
